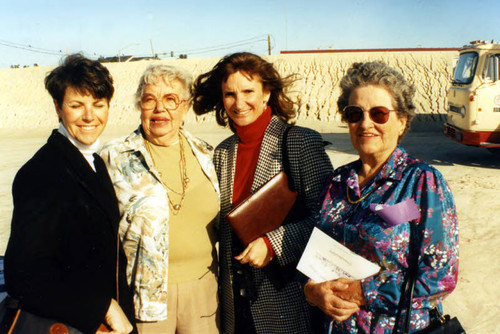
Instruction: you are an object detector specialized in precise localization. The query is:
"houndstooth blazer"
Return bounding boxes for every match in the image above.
[214,116,333,334]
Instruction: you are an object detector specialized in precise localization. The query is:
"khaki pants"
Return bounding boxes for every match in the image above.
[137,273,219,334]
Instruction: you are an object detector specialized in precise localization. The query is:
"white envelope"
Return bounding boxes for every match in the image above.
[297,227,380,282]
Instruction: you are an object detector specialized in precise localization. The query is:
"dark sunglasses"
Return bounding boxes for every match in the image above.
[343,106,397,124]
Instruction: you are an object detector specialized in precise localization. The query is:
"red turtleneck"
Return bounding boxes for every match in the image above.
[232,106,272,206]
[232,106,274,257]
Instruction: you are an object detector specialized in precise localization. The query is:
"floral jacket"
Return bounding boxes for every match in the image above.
[317,146,459,333]
[100,127,220,321]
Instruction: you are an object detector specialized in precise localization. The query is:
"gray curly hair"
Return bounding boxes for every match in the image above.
[135,64,193,110]
[337,61,416,136]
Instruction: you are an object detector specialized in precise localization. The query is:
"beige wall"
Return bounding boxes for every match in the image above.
[0,51,457,129]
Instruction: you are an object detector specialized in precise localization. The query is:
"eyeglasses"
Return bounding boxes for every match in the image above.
[343,106,397,124]
[140,93,185,111]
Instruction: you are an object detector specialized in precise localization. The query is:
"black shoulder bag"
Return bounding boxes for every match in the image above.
[392,224,465,334]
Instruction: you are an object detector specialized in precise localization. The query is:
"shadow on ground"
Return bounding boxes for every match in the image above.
[321,125,500,170]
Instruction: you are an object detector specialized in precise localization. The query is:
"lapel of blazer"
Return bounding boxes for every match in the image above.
[220,135,238,216]
[221,117,287,212]
[250,117,285,192]
[48,130,119,231]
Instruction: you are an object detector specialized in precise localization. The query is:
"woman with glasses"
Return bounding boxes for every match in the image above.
[304,62,459,333]
[100,64,220,333]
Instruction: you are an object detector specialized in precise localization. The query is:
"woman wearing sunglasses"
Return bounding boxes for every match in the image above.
[304,62,459,333]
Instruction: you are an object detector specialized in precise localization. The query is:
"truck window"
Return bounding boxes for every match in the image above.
[483,54,500,82]
[453,52,478,84]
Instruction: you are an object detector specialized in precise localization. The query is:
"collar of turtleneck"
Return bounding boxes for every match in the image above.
[58,123,100,171]
[231,106,272,206]
[233,106,272,144]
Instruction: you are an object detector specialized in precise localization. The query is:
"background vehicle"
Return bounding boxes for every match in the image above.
[444,40,500,154]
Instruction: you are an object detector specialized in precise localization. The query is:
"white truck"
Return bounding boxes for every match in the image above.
[444,40,500,153]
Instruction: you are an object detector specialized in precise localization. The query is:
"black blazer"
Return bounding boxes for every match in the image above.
[4,130,135,333]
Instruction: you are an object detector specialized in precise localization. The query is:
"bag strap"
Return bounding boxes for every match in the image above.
[392,222,420,334]
[7,308,21,334]
[282,125,296,191]
[0,297,21,334]
[115,228,120,303]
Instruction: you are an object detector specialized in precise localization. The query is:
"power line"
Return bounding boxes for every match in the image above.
[0,34,272,61]
[172,35,269,55]
[0,39,65,56]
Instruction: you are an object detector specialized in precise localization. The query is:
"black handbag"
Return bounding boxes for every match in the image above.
[416,308,465,334]
[0,297,84,334]
[392,224,465,334]
[0,253,112,334]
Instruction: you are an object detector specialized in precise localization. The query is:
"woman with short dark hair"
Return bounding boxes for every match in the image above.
[4,54,135,333]
[45,54,115,109]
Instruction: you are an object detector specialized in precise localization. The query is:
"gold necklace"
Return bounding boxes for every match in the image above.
[144,134,190,214]
[346,185,375,204]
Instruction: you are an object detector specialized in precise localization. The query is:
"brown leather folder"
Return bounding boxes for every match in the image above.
[225,172,298,245]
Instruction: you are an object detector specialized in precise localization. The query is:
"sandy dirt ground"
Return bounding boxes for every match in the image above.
[0,121,499,333]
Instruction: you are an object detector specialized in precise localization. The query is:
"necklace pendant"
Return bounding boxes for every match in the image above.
[173,204,181,211]
[185,177,190,183]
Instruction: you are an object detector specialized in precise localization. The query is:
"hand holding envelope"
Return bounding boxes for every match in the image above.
[304,278,362,321]
[297,227,381,283]
[300,198,422,320]
[299,228,375,319]
[298,198,421,283]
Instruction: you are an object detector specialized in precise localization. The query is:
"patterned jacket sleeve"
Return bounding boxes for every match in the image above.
[267,127,333,266]
[362,165,459,314]
[100,144,169,321]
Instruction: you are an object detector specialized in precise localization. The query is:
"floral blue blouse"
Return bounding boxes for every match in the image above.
[317,146,459,333]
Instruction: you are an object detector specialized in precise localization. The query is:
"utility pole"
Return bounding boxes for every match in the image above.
[150,39,155,58]
[268,34,271,55]
[285,1,288,50]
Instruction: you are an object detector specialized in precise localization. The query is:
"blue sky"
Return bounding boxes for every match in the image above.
[1,0,499,68]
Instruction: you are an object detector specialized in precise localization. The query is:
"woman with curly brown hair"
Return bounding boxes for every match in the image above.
[194,52,333,333]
